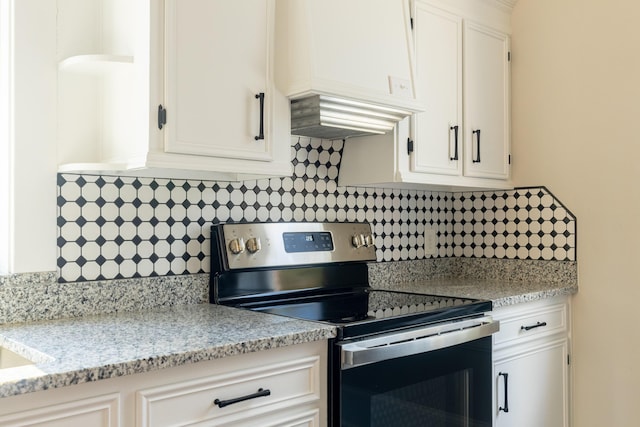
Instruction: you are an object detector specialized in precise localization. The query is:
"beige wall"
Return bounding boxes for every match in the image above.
[511,0,640,425]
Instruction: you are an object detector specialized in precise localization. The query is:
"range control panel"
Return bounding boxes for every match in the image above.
[283,231,334,253]
[214,222,376,270]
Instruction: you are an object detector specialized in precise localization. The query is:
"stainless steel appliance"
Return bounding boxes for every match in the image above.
[210,222,499,427]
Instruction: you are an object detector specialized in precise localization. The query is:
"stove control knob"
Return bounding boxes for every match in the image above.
[246,237,261,254]
[364,234,375,248]
[228,238,245,255]
[352,234,365,248]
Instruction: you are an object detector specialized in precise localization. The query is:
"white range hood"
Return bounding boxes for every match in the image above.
[275,0,423,139]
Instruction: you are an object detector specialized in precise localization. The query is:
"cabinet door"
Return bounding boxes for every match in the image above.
[0,393,120,427]
[463,22,510,180]
[164,0,275,161]
[411,2,463,176]
[494,339,569,427]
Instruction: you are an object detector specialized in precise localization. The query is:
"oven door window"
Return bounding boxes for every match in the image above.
[340,337,492,427]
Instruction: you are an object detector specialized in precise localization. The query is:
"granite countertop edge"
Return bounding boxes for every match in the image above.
[381,279,578,309]
[0,304,337,399]
[490,284,578,308]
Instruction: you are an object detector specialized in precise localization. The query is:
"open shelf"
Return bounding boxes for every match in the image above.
[58,54,134,74]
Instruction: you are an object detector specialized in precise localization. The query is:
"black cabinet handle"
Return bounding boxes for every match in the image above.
[214,388,271,408]
[521,321,547,331]
[449,125,459,160]
[255,92,265,141]
[472,129,481,163]
[498,372,509,413]
[157,104,167,130]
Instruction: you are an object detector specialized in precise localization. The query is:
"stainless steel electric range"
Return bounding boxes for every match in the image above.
[210,222,499,427]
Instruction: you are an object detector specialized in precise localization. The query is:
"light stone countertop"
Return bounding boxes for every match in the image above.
[0,304,337,398]
[381,278,578,308]
[0,275,577,399]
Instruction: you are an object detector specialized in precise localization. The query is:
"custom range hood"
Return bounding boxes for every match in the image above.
[275,0,423,140]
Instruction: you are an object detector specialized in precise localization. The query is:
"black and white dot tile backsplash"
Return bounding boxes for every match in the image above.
[57,138,577,283]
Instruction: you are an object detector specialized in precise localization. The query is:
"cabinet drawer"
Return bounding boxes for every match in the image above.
[219,408,320,427]
[137,356,320,427]
[493,301,567,347]
[0,393,120,427]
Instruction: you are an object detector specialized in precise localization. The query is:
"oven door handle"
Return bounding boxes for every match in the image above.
[340,316,499,370]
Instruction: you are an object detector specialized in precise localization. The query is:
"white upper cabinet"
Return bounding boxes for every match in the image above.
[57,0,291,181]
[411,4,463,177]
[463,21,511,180]
[164,0,285,164]
[339,0,513,191]
[412,0,511,183]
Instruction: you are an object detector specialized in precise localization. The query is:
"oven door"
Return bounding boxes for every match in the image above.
[334,316,498,427]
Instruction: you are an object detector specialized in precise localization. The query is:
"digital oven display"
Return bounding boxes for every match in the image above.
[283,232,334,253]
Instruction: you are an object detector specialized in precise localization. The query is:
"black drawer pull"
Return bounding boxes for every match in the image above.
[498,372,509,412]
[214,388,271,408]
[521,321,547,331]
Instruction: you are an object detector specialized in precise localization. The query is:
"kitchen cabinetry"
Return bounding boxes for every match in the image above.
[0,394,120,427]
[338,0,513,191]
[410,4,463,178]
[462,21,510,180]
[137,353,321,426]
[57,0,291,181]
[0,341,326,426]
[492,296,571,427]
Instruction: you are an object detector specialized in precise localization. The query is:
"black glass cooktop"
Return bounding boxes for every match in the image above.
[237,288,492,340]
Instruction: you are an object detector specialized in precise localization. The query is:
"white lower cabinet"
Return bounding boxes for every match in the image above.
[0,393,120,427]
[0,341,326,427]
[492,296,571,427]
[137,355,322,426]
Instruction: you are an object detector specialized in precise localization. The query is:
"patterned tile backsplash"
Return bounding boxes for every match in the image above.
[57,138,577,283]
